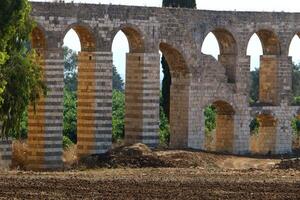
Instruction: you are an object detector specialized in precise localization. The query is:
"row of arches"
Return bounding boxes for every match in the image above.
[28,23,190,158]
[201,28,300,105]
[27,23,298,161]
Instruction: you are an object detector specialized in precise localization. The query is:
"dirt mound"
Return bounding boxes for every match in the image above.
[78,144,224,169]
[276,158,300,170]
[79,143,170,168]
[157,151,221,169]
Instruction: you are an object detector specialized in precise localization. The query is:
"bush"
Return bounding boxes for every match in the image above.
[159,108,170,145]
[63,135,74,149]
[112,90,125,142]
[204,106,216,135]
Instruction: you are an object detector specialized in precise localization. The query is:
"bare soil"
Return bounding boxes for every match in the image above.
[2,143,300,200]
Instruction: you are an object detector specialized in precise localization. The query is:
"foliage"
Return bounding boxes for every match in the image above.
[249,118,259,135]
[0,0,46,139]
[113,65,124,92]
[161,56,171,120]
[63,135,74,149]
[250,68,259,103]
[292,63,300,98]
[10,109,28,139]
[63,88,77,143]
[291,117,300,136]
[159,107,170,145]
[204,106,216,135]
[112,90,125,142]
[63,47,78,92]
[162,0,197,8]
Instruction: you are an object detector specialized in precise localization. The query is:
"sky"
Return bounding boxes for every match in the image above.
[31,0,300,79]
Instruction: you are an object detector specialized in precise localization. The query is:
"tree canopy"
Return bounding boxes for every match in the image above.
[162,0,197,8]
[0,0,46,138]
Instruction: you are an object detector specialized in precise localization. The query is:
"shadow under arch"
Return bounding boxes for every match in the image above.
[210,100,235,153]
[159,42,189,74]
[250,113,278,155]
[202,28,238,83]
[255,29,281,55]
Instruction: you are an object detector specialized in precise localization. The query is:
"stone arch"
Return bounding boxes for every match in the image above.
[202,28,238,83]
[111,24,145,53]
[209,100,235,153]
[159,42,191,148]
[62,23,98,157]
[63,23,96,51]
[285,30,300,56]
[250,112,278,154]
[247,29,281,105]
[254,29,281,56]
[159,42,189,74]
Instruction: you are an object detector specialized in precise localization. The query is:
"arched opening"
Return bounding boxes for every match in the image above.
[111,31,127,142]
[159,43,190,148]
[247,30,280,106]
[204,100,235,153]
[62,29,80,149]
[63,25,96,156]
[250,114,277,154]
[247,34,263,104]
[201,29,237,83]
[111,26,149,145]
[288,33,300,105]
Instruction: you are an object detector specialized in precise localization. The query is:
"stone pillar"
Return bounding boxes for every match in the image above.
[275,112,293,154]
[259,55,278,105]
[235,56,251,95]
[215,113,234,152]
[187,78,204,150]
[28,48,64,170]
[232,108,251,154]
[77,51,113,156]
[124,53,160,148]
[255,114,277,154]
[0,122,12,169]
[169,72,190,149]
[277,56,293,105]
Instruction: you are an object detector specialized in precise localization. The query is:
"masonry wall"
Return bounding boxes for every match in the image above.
[18,2,300,170]
[259,56,278,105]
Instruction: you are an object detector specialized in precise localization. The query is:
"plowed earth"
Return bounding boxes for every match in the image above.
[1,144,300,200]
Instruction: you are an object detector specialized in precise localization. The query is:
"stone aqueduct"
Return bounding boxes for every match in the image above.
[2,1,300,170]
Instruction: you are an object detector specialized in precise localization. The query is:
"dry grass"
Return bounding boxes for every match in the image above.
[62,145,78,168]
[11,140,29,170]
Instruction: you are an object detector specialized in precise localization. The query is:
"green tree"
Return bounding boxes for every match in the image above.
[63,47,78,92]
[0,0,46,138]
[63,88,77,144]
[113,65,124,92]
[162,0,197,8]
[292,63,300,98]
[112,90,125,142]
[204,106,216,134]
[250,68,259,103]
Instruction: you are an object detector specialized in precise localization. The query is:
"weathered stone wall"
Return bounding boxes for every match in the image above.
[16,1,300,169]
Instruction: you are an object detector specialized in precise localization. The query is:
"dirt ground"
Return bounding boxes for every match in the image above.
[1,144,300,200]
